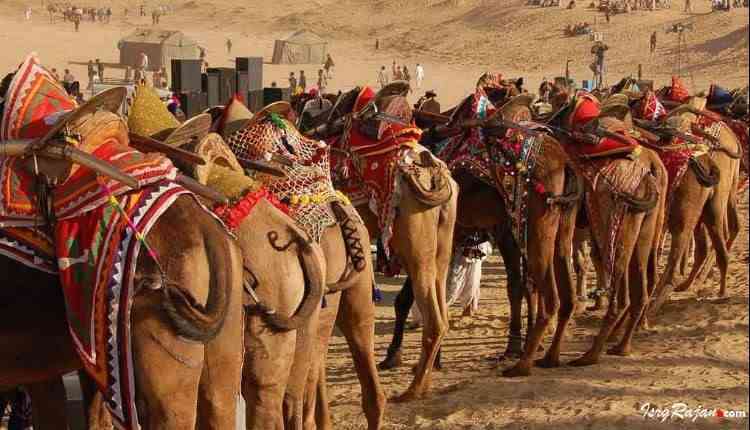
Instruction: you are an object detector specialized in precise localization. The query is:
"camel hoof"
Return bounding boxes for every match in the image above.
[389,390,424,403]
[534,356,561,368]
[569,354,599,367]
[378,351,403,371]
[607,345,631,356]
[502,364,531,377]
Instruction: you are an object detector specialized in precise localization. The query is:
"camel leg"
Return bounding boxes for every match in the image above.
[243,316,297,430]
[494,229,525,359]
[314,365,332,430]
[675,224,711,292]
[378,278,413,370]
[334,280,386,430]
[27,377,69,430]
[587,241,607,311]
[300,296,338,430]
[648,214,701,316]
[703,214,730,297]
[678,235,691,276]
[573,231,590,302]
[131,292,206,429]
[570,211,642,367]
[726,190,741,252]
[537,202,578,368]
[196,247,244,430]
[610,200,658,356]
[504,198,560,377]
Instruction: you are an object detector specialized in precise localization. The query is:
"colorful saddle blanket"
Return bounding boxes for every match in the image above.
[0,140,188,430]
[225,113,347,242]
[328,88,423,252]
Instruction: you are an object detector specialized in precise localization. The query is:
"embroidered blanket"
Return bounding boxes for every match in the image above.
[568,153,650,291]
[0,140,187,430]
[330,118,422,252]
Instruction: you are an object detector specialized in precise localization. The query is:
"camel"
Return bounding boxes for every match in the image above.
[645,97,743,316]
[399,81,584,376]
[301,83,458,402]
[546,87,668,364]
[0,98,247,430]
[1,102,324,429]
[206,100,385,429]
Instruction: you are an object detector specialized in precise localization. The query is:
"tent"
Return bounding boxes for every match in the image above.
[271,30,328,65]
[118,28,200,71]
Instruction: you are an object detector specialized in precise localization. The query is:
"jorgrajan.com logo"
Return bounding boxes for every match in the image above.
[640,402,748,422]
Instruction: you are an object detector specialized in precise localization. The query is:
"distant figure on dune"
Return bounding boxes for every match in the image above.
[317,69,327,93]
[226,38,232,54]
[375,39,379,50]
[402,65,411,85]
[684,0,692,12]
[650,31,657,53]
[289,72,297,93]
[324,53,334,79]
[415,63,424,88]
[299,70,307,91]
[378,65,388,88]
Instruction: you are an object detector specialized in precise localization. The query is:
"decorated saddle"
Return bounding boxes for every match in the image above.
[0,55,195,429]
[215,96,347,243]
[327,85,445,251]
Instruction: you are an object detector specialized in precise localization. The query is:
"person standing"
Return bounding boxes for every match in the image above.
[323,53,334,79]
[684,0,691,12]
[96,58,104,81]
[73,13,80,31]
[650,31,657,53]
[402,65,411,85]
[391,60,397,80]
[317,69,327,93]
[226,38,232,54]
[395,65,403,81]
[415,63,424,89]
[377,65,388,88]
[288,71,298,93]
[87,60,95,84]
[375,38,379,50]
[50,67,60,81]
[299,70,307,91]
[446,240,493,317]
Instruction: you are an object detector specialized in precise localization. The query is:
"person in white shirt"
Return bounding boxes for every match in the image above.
[415,63,425,89]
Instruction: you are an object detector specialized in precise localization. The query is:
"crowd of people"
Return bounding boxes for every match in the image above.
[377,61,425,89]
[287,53,337,95]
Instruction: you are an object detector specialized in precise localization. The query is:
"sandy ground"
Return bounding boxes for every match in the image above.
[323,193,749,429]
[1,1,748,428]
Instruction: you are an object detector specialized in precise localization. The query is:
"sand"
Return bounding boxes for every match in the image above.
[1,1,748,428]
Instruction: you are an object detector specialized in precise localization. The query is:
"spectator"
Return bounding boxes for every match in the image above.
[650,31,657,53]
[402,65,411,85]
[395,65,403,81]
[87,60,95,82]
[288,72,297,92]
[415,63,424,89]
[50,67,60,81]
[226,38,232,54]
[73,14,80,31]
[375,38,379,50]
[324,53,334,79]
[317,69,327,93]
[684,0,692,11]
[63,68,75,84]
[377,65,389,88]
[96,58,104,81]
[605,7,611,22]
[299,70,307,91]
[391,60,397,80]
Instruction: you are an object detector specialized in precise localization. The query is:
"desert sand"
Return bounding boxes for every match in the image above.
[1,0,748,428]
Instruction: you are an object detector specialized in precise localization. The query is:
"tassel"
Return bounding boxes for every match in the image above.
[268,113,287,130]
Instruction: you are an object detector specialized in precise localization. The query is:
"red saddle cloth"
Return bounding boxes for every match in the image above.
[330,86,422,252]
[0,141,190,430]
[563,92,640,158]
